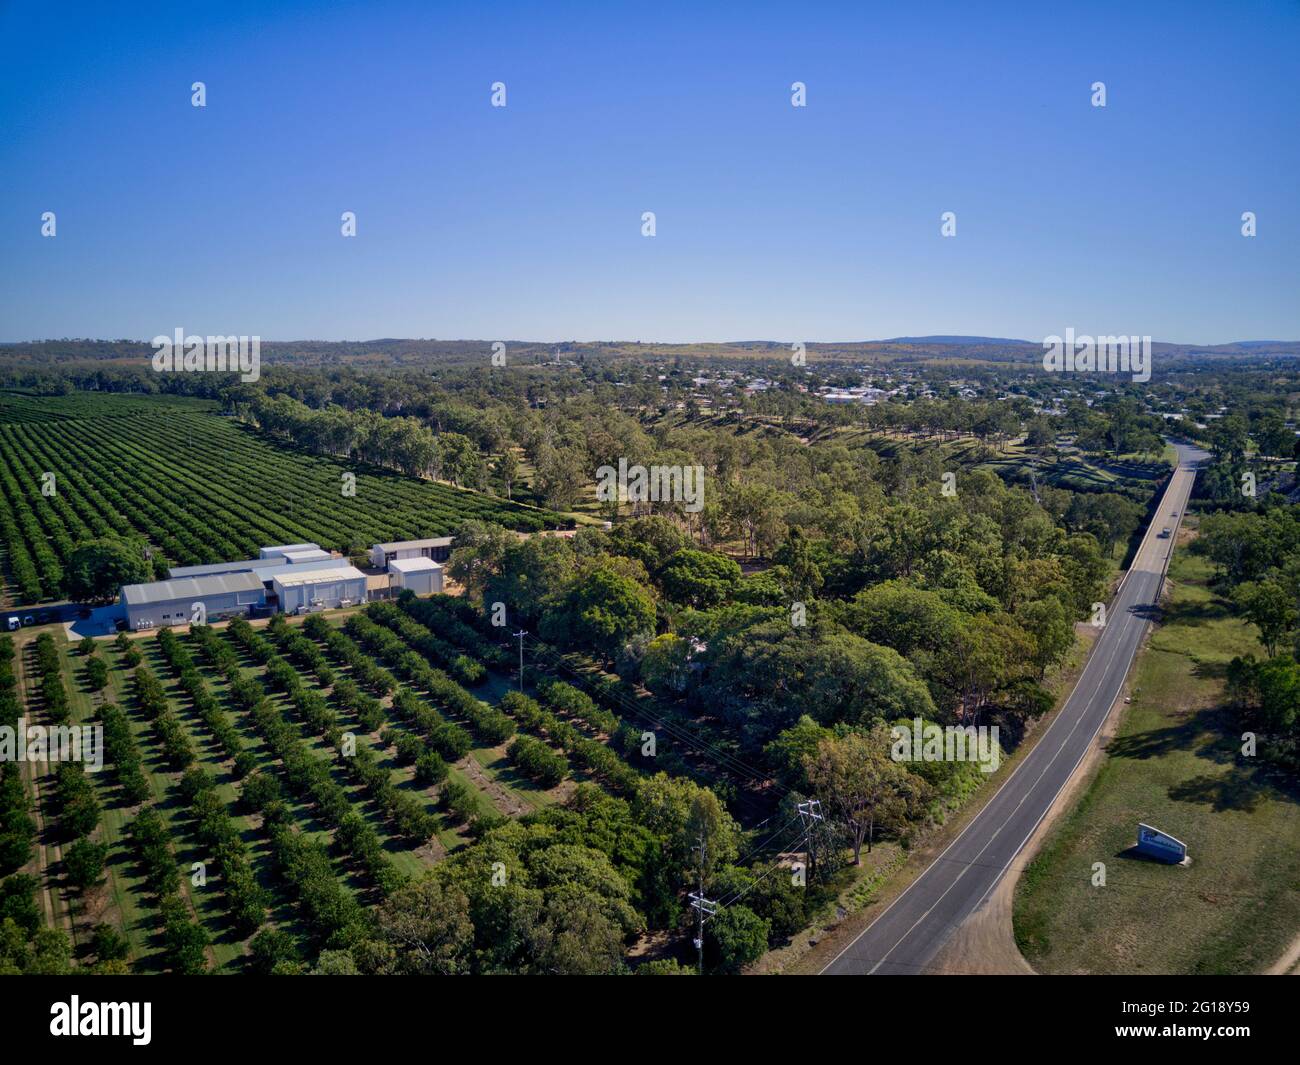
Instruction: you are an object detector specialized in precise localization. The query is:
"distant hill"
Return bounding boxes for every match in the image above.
[1228,340,1300,349]
[4,336,1300,371]
[880,335,1035,346]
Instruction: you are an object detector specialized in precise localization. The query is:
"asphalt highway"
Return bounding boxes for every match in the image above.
[823,442,1209,975]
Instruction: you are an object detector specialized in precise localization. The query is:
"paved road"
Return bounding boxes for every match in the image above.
[823,442,1209,975]
[3,600,122,639]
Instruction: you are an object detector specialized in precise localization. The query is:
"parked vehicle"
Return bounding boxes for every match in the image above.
[5,617,18,631]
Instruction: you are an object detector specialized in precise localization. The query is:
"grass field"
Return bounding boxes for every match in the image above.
[1013,541,1300,974]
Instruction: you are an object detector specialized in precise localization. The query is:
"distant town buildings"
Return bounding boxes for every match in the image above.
[819,386,890,405]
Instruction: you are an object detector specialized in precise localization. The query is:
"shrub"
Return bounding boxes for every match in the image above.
[507,734,567,788]
[64,838,109,891]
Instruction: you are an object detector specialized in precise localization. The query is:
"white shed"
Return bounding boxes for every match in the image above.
[260,543,321,561]
[280,548,333,565]
[272,564,368,614]
[370,537,453,568]
[388,556,444,596]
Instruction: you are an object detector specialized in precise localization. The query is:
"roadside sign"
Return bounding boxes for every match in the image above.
[1136,822,1187,864]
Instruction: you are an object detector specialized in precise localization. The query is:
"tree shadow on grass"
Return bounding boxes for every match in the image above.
[1160,599,1232,628]
[1164,732,1300,811]
[483,751,555,798]
[1105,718,1201,761]
[1100,459,1167,481]
[115,850,170,973]
[1189,658,1231,682]
[1106,703,1247,766]
[1167,769,1264,814]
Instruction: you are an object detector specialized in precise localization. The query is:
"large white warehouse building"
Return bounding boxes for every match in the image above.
[121,571,266,630]
[116,539,442,629]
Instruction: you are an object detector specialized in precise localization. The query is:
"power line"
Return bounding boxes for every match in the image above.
[729,810,807,872]
[713,801,831,910]
[797,799,824,880]
[511,628,527,690]
[715,852,800,910]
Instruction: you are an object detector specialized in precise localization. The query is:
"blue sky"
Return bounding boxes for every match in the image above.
[1,0,1297,345]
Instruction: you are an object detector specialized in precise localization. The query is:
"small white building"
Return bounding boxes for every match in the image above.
[260,543,321,561]
[387,556,444,596]
[279,548,333,565]
[272,565,368,615]
[170,550,336,581]
[254,558,345,588]
[170,555,339,582]
[370,537,453,568]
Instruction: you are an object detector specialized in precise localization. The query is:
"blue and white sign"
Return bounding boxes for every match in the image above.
[1136,823,1187,864]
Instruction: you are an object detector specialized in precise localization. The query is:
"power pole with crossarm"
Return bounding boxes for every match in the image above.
[512,629,527,690]
[688,830,717,975]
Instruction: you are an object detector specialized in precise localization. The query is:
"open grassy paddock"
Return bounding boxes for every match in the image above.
[1013,538,1300,974]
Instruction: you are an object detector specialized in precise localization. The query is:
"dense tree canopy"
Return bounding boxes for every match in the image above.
[64,537,153,603]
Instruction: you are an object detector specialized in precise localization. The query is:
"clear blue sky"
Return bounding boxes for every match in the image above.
[2,0,1296,345]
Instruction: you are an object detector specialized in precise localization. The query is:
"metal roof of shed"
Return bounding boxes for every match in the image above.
[169,555,279,578]
[271,565,367,588]
[260,543,321,558]
[122,570,265,606]
[373,537,454,552]
[281,549,332,563]
[387,556,443,572]
[255,557,347,583]
[170,555,339,580]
